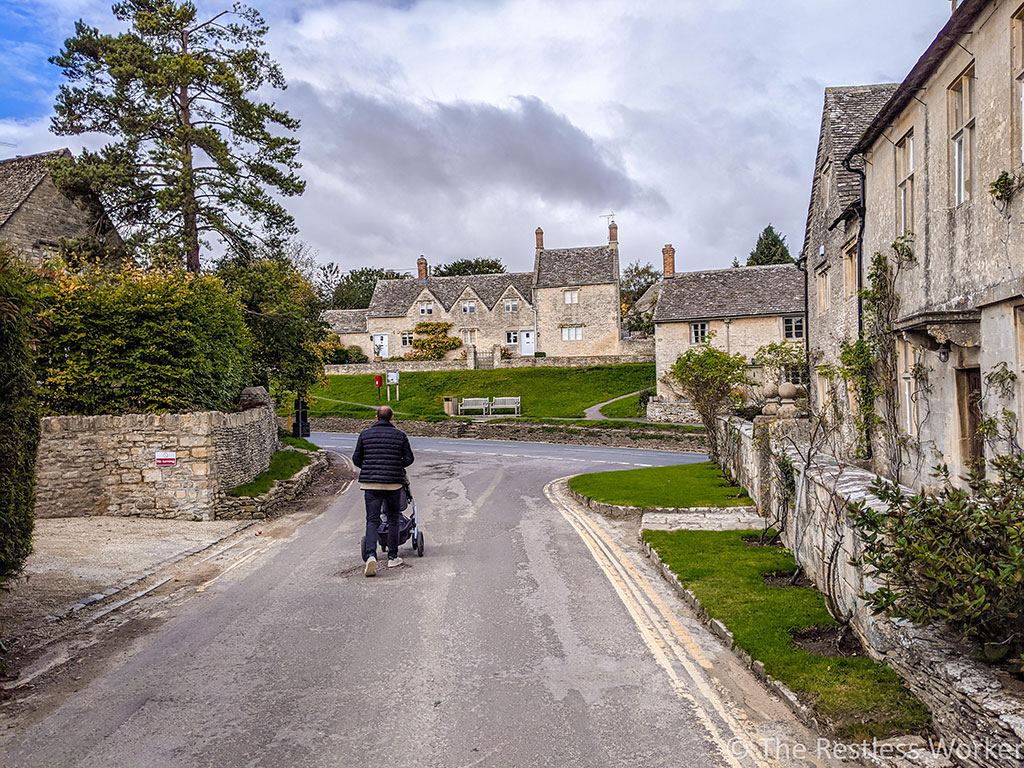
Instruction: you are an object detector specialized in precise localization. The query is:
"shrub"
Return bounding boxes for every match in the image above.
[0,247,41,590]
[322,339,369,365]
[669,344,751,460]
[39,264,253,414]
[637,387,655,411]
[408,321,462,360]
[850,454,1024,669]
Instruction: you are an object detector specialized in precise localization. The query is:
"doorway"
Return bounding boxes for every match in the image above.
[520,330,535,356]
[956,367,983,471]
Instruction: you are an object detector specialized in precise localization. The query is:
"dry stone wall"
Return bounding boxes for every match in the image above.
[324,353,653,375]
[35,406,278,520]
[217,449,328,520]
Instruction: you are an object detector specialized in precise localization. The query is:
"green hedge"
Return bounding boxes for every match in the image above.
[0,248,41,589]
[39,265,253,415]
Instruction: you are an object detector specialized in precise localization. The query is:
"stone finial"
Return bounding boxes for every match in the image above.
[662,244,675,278]
[417,255,428,280]
[239,386,273,411]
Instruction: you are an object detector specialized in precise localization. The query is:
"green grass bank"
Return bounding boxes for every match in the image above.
[569,462,751,508]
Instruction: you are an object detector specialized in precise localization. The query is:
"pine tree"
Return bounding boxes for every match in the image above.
[49,1,304,272]
[746,225,793,266]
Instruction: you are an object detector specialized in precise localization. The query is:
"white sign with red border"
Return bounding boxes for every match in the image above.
[155,451,177,467]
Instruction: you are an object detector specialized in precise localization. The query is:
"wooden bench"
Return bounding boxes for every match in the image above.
[490,396,521,415]
[458,397,491,416]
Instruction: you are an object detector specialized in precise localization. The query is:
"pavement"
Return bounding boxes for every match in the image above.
[0,434,843,768]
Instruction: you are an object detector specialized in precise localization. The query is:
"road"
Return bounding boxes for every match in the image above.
[2,435,836,768]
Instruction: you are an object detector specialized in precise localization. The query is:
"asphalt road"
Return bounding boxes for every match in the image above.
[3,435,835,768]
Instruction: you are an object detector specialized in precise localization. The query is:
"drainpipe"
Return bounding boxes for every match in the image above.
[795,253,810,375]
[843,152,873,459]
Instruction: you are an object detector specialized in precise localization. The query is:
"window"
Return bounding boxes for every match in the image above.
[899,340,921,436]
[564,289,579,305]
[820,160,832,208]
[419,301,433,315]
[783,365,809,386]
[950,66,976,205]
[561,325,582,341]
[504,298,519,313]
[401,333,414,347]
[817,268,831,311]
[816,370,832,410]
[689,322,708,344]
[462,328,477,345]
[843,242,857,299]
[896,131,914,234]
[783,317,804,340]
[1014,8,1024,165]
[506,330,519,344]
[462,300,476,314]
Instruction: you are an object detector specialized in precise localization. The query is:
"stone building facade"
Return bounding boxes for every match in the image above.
[0,149,118,267]
[831,0,1024,488]
[327,224,624,361]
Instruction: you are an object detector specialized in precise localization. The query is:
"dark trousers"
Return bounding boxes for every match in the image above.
[363,489,401,560]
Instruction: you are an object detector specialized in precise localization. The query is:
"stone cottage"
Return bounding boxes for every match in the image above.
[814,0,1024,488]
[0,149,118,267]
[332,223,624,362]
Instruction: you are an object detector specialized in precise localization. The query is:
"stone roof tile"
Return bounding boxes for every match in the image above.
[0,149,72,228]
[535,246,617,288]
[322,309,368,334]
[653,263,805,323]
[367,272,534,318]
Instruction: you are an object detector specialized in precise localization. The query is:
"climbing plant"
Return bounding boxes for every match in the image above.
[408,322,462,361]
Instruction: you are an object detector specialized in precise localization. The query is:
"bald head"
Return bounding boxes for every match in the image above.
[377,405,394,422]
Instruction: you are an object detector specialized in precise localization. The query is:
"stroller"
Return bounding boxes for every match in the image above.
[361,475,425,559]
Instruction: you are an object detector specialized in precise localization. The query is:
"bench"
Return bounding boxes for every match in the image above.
[491,396,521,415]
[458,397,491,416]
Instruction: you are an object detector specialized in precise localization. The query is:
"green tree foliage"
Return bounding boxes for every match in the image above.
[432,258,505,276]
[0,247,41,591]
[670,345,751,459]
[39,264,252,414]
[851,454,1024,670]
[754,341,807,387]
[217,253,327,398]
[49,1,304,272]
[409,322,462,360]
[320,337,368,365]
[330,267,408,309]
[620,261,659,314]
[746,225,794,266]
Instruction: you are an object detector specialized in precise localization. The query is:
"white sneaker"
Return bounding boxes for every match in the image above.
[364,556,377,577]
[387,557,404,568]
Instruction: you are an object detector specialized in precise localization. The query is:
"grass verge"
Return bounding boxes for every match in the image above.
[280,433,319,452]
[643,529,931,740]
[229,450,311,497]
[569,462,751,508]
[599,392,644,418]
[488,417,704,433]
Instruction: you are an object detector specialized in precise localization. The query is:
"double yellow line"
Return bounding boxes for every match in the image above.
[544,478,779,768]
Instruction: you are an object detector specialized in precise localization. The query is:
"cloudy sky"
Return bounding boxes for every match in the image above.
[0,0,951,274]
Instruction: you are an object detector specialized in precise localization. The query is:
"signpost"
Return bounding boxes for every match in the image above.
[155,451,177,467]
[386,370,400,401]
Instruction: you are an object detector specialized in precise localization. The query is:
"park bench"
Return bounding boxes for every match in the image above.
[458,397,492,416]
[490,396,521,415]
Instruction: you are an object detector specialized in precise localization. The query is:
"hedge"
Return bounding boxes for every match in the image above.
[0,248,41,590]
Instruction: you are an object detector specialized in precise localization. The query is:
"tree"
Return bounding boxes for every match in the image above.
[747,225,793,266]
[0,246,41,592]
[330,267,408,309]
[669,344,751,460]
[216,253,326,398]
[619,261,659,314]
[49,1,304,272]
[432,258,505,276]
[754,341,807,387]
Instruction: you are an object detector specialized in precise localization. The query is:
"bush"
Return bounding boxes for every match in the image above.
[669,344,750,460]
[637,387,654,411]
[322,340,368,365]
[851,455,1024,669]
[0,248,41,590]
[39,264,253,414]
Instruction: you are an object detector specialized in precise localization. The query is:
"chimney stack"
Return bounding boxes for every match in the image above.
[662,244,675,278]
[608,220,618,247]
[417,255,428,280]
[535,227,544,251]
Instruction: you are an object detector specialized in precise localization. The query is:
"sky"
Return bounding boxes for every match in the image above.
[0,0,953,275]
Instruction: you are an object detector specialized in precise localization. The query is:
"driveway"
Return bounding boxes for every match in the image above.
[1,434,837,768]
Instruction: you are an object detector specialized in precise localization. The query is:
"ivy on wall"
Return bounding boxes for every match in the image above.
[408,322,462,361]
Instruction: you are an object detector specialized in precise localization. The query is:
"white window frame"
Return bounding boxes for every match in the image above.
[821,159,832,208]
[1014,8,1024,166]
[401,332,414,347]
[419,301,433,315]
[843,242,857,299]
[564,289,579,305]
[462,300,476,314]
[817,268,831,311]
[462,328,477,345]
[950,66,976,206]
[689,322,708,344]
[561,325,582,341]
[896,131,914,234]
[506,330,519,345]
[783,316,804,340]
[504,298,519,313]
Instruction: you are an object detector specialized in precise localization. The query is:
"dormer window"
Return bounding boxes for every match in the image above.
[505,298,519,313]
[462,300,476,314]
[419,301,433,315]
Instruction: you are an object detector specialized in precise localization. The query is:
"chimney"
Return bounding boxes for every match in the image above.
[608,220,618,247]
[417,255,428,280]
[662,244,675,278]
[535,227,544,251]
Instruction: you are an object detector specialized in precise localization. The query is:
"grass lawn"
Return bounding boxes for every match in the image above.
[643,529,931,740]
[569,462,751,508]
[229,450,311,497]
[307,364,655,420]
[599,391,645,418]
[488,417,704,432]
[280,433,319,452]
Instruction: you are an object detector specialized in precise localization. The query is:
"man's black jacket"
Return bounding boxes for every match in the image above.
[352,420,415,484]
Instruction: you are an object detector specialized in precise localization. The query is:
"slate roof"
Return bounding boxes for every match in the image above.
[322,309,368,334]
[0,149,72,227]
[534,246,617,288]
[653,264,805,323]
[825,85,899,212]
[367,272,535,318]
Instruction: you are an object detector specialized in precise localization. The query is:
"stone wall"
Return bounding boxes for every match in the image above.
[35,406,279,520]
[324,358,471,376]
[325,354,653,375]
[0,175,102,268]
[217,449,328,520]
[534,282,621,357]
[717,415,1024,768]
[496,353,653,369]
[619,337,655,356]
[646,397,701,425]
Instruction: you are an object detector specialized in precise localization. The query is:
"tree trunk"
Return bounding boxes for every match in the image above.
[179,29,200,273]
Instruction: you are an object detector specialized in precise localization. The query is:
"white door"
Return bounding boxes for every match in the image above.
[372,334,389,359]
[520,330,535,356]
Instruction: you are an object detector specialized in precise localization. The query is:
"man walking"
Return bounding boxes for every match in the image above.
[352,405,415,577]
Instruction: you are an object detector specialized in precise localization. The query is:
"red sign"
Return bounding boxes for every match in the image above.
[155,451,177,467]
[374,375,383,388]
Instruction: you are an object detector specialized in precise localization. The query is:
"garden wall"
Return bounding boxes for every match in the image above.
[35,406,278,521]
[496,353,654,369]
[717,415,1024,768]
[324,358,470,375]
[324,353,654,376]
[646,397,701,425]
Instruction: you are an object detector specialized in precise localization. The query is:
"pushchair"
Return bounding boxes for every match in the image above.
[361,475,425,559]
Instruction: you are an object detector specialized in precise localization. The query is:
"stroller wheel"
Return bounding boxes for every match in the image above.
[416,531,425,557]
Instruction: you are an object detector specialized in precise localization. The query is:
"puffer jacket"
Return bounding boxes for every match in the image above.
[352,421,414,484]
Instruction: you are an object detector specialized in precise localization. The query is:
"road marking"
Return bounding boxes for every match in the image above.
[196,544,272,593]
[544,478,778,768]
